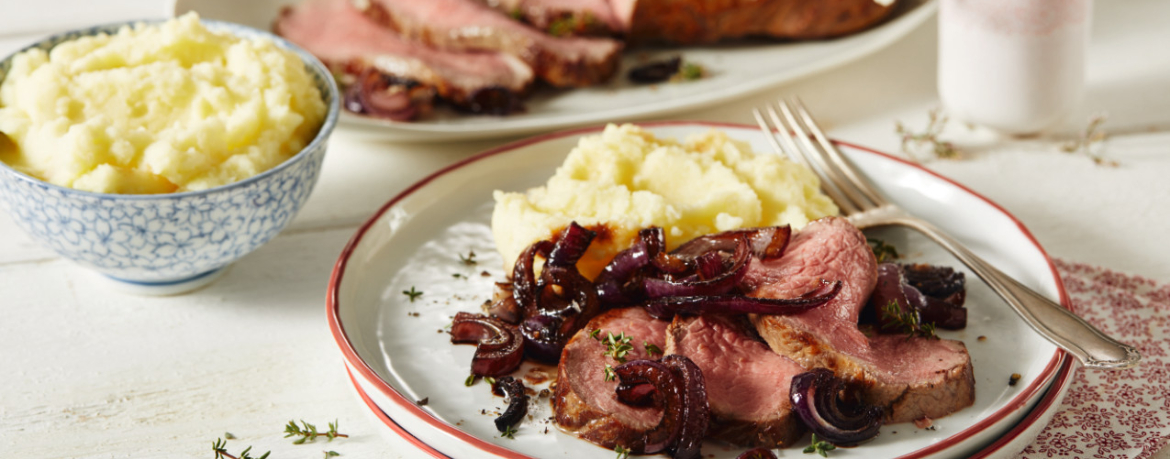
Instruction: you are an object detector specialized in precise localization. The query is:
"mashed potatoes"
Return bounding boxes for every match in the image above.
[0,13,326,194]
[492,124,838,279]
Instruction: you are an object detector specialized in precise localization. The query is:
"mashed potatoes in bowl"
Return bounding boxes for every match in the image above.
[493,124,838,279]
[0,14,339,293]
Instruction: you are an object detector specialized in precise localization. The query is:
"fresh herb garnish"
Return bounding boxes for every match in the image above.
[601,332,634,363]
[615,445,631,459]
[644,341,663,356]
[212,438,270,459]
[284,420,348,444]
[590,329,602,340]
[501,424,519,439]
[895,109,961,161]
[672,62,705,82]
[403,286,423,302]
[459,250,478,266]
[881,301,938,340]
[465,374,477,386]
[485,376,497,386]
[224,432,236,440]
[803,433,837,457]
[867,237,899,263]
[604,364,617,382]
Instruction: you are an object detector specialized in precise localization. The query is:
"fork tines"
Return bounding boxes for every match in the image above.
[752,98,888,217]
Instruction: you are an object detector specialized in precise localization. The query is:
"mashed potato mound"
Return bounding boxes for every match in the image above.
[0,13,326,194]
[492,124,838,279]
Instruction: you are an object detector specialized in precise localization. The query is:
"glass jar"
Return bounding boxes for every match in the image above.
[937,0,1092,134]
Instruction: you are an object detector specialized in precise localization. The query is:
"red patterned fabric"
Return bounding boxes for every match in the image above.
[1020,259,1170,459]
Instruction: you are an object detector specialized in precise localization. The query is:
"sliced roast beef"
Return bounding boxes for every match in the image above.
[360,0,623,87]
[664,315,805,448]
[611,0,899,44]
[746,217,975,423]
[553,307,669,451]
[275,0,533,115]
[485,0,622,36]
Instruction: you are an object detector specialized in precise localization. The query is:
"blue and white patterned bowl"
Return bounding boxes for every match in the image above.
[0,19,340,292]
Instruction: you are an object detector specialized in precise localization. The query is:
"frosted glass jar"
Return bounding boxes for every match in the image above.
[938,0,1092,134]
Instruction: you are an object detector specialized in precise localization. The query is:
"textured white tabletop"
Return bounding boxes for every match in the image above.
[2,1,1168,458]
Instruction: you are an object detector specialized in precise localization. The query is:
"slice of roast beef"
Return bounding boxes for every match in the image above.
[275,0,533,115]
[360,0,623,87]
[610,0,898,44]
[553,307,669,451]
[746,217,975,423]
[664,315,805,448]
[484,0,623,37]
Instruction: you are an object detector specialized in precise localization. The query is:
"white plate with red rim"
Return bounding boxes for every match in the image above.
[174,0,936,142]
[327,122,1076,458]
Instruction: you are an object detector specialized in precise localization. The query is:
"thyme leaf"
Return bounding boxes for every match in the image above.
[284,419,348,444]
[881,301,938,340]
[212,438,270,459]
[803,433,837,457]
[643,341,663,356]
[402,286,423,302]
[895,109,961,161]
[867,237,899,263]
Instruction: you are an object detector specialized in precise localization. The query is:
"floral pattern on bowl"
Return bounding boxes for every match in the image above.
[0,19,340,287]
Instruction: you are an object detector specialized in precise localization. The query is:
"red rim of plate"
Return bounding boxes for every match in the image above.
[327,121,1076,459]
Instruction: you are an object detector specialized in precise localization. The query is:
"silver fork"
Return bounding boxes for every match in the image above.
[754,98,1140,370]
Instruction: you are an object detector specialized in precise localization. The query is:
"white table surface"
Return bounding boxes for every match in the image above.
[2,1,1168,458]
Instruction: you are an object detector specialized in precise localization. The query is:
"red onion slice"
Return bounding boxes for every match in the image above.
[449,312,524,377]
[548,222,596,267]
[644,280,842,320]
[614,355,710,459]
[512,240,553,317]
[790,369,883,446]
[644,235,751,299]
[672,226,791,260]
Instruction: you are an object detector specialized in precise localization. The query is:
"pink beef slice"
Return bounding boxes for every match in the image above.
[360,0,623,87]
[665,315,805,448]
[745,217,975,423]
[275,0,533,110]
[553,307,670,450]
[486,0,624,36]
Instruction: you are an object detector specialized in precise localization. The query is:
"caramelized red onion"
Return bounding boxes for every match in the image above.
[614,355,710,459]
[790,369,883,446]
[672,226,791,261]
[868,263,967,333]
[644,280,842,320]
[594,228,665,306]
[490,376,529,432]
[643,235,751,299]
[515,223,603,363]
[449,312,524,377]
[343,69,429,121]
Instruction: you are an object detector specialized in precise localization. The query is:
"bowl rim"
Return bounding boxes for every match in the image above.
[0,16,341,201]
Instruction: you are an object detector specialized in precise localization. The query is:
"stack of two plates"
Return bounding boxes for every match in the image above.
[326,123,1076,459]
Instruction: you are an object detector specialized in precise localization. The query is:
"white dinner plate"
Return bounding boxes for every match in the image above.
[327,122,1075,458]
[173,0,936,142]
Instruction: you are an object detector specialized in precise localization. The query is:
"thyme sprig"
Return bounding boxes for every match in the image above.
[615,445,632,459]
[604,364,617,382]
[599,331,634,362]
[895,109,961,161]
[881,301,938,340]
[803,433,837,457]
[867,237,899,263]
[643,341,663,356]
[212,438,270,459]
[1060,114,1118,166]
[284,420,349,444]
[459,250,478,266]
[501,424,519,439]
[403,286,423,302]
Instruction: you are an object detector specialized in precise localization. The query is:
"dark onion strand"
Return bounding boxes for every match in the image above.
[491,376,529,432]
[449,312,524,377]
[644,280,842,320]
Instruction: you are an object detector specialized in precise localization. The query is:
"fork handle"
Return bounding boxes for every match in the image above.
[899,216,1140,370]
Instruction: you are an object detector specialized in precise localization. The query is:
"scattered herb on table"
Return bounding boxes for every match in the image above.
[284,419,348,444]
[212,438,270,459]
[881,301,938,340]
[895,109,961,161]
[403,286,423,302]
[223,432,236,440]
[1061,114,1118,166]
[803,433,837,457]
[324,451,341,458]
[867,237,899,263]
